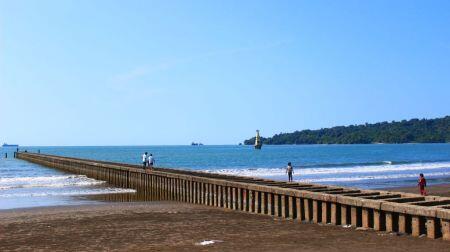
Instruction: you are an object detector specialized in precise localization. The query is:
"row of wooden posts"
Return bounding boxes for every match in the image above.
[16,152,450,241]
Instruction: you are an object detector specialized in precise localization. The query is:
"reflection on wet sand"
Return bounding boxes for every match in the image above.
[83,184,173,203]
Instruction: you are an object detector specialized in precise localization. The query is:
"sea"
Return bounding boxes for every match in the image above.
[1,144,450,210]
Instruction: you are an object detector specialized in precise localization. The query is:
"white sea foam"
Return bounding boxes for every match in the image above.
[297,171,450,183]
[205,161,450,178]
[0,188,136,198]
[0,175,105,190]
[0,175,85,184]
[0,181,106,190]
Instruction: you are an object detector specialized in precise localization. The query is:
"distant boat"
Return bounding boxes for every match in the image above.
[191,142,203,146]
[254,130,262,149]
[2,143,18,148]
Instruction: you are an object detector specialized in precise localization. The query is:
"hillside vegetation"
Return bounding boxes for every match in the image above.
[244,116,450,145]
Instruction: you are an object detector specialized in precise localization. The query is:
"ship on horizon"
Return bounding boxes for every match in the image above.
[2,143,19,148]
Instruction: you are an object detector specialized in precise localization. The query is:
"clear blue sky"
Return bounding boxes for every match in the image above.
[1,0,449,146]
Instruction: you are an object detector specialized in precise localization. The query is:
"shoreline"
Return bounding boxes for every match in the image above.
[1,184,450,251]
[2,182,449,213]
[383,182,450,197]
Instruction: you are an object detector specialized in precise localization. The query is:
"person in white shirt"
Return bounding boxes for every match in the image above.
[142,152,148,169]
[147,154,155,169]
[286,162,294,182]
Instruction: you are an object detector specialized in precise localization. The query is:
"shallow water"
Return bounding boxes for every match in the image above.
[0,157,135,209]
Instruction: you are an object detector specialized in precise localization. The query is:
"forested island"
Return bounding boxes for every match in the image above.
[244,116,450,145]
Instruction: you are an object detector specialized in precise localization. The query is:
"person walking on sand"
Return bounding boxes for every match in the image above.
[147,153,155,170]
[286,162,294,182]
[142,152,148,169]
[418,173,427,196]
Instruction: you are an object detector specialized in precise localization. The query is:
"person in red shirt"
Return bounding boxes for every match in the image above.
[418,173,427,196]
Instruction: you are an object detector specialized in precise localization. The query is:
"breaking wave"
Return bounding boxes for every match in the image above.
[0,175,105,190]
[0,188,136,198]
[204,161,450,178]
[298,171,450,183]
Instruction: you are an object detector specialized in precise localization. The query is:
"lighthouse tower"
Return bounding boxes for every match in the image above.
[254,130,262,149]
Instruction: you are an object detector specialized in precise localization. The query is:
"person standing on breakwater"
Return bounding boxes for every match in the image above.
[418,173,427,196]
[286,162,294,182]
[147,154,155,170]
[142,152,148,169]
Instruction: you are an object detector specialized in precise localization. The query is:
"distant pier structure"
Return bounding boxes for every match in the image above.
[254,130,262,149]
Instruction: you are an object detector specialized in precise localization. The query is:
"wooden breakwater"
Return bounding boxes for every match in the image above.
[16,152,450,241]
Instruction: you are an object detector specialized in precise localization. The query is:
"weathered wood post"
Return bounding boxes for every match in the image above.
[261,192,266,214]
[373,210,385,231]
[312,200,320,223]
[268,193,274,216]
[441,220,450,241]
[281,195,287,218]
[411,216,420,237]
[274,194,280,217]
[238,188,243,210]
[341,205,349,226]
[322,202,329,224]
[228,187,233,209]
[426,217,438,239]
[249,190,255,212]
[232,187,237,210]
[385,212,396,232]
[398,214,408,234]
[241,189,247,211]
[214,184,219,207]
[331,203,338,225]
[296,197,303,221]
[362,208,370,229]
[351,206,358,227]
[255,191,260,213]
[288,196,294,219]
[304,199,312,222]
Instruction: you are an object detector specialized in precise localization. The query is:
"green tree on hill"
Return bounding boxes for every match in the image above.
[244,116,450,145]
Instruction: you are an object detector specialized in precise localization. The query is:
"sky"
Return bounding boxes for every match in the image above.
[1,0,449,146]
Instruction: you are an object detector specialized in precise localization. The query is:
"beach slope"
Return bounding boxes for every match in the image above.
[1,198,449,251]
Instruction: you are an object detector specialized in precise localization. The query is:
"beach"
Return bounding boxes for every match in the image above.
[1,184,449,252]
[387,183,450,197]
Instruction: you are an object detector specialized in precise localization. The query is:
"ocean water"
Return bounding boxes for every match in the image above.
[1,144,450,209]
[0,149,135,210]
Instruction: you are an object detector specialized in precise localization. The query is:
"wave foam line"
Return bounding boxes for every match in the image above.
[205,161,450,177]
[0,175,87,184]
[297,171,450,183]
[0,174,106,190]
[0,180,106,190]
[0,188,136,198]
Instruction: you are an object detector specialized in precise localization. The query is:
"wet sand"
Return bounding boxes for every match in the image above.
[387,183,450,197]
[1,183,450,252]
